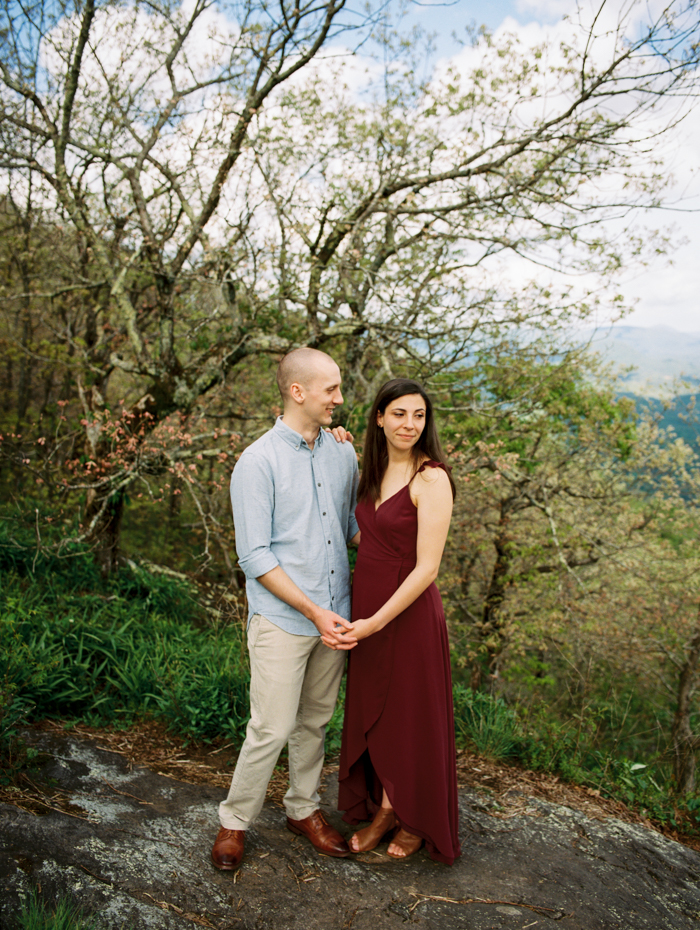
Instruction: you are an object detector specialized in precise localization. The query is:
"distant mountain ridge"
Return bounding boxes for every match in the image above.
[587,325,700,395]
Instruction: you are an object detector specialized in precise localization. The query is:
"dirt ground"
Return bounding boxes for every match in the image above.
[1,722,700,930]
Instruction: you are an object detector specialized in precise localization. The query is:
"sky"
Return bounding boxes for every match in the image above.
[396,0,700,334]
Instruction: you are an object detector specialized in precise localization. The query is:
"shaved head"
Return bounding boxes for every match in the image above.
[276,347,338,400]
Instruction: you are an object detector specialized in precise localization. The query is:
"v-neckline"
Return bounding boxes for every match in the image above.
[373,460,437,513]
[374,483,411,514]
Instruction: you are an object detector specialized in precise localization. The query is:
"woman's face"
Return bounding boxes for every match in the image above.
[377,393,427,453]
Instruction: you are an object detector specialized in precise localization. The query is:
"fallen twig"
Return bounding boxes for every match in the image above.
[208,742,236,756]
[409,892,569,919]
[78,864,113,886]
[140,892,217,928]
[287,864,301,890]
[1,785,99,824]
[102,778,153,805]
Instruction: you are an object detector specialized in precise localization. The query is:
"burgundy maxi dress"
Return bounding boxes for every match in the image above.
[338,462,461,865]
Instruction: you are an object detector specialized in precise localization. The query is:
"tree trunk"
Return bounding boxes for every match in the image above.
[78,388,157,577]
[671,609,700,796]
[84,489,125,578]
[472,507,511,693]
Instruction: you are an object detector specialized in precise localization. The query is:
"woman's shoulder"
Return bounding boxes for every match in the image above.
[414,460,451,491]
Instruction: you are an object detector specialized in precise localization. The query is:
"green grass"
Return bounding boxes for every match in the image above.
[453,685,520,759]
[0,529,250,754]
[16,891,94,930]
[453,683,699,829]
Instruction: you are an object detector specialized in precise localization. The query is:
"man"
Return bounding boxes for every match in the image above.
[211,347,360,871]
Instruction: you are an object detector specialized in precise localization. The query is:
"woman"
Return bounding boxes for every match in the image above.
[337,378,460,864]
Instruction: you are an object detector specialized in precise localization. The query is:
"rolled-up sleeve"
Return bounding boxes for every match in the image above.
[230,452,279,580]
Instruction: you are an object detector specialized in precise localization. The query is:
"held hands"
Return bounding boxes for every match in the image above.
[317,612,382,649]
[313,607,358,651]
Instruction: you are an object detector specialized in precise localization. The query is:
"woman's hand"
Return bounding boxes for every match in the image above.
[325,425,354,444]
[350,616,382,641]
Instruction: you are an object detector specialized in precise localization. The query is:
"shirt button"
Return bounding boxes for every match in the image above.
[331,570,334,574]
[323,512,326,516]
[317,483,321,487]
[328,540,331,544]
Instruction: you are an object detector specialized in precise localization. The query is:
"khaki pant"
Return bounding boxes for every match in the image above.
[218,614,345,830]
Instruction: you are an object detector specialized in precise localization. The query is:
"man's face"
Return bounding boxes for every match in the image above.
[300,361,343,427]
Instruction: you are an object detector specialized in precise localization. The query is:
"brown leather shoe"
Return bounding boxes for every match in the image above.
[211,827,245,870]
[286,810,351,858]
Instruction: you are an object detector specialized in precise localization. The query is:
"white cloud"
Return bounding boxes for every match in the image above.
[515,0,572,18]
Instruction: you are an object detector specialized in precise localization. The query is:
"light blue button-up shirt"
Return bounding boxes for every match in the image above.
[230,417,359,636]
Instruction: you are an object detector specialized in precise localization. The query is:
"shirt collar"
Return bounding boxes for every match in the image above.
[274,416,324,451]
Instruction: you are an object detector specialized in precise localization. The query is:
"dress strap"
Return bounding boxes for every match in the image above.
[416,460,448,475]
[409,460,449,487]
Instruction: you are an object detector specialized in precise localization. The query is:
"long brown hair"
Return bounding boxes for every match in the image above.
[357,378,456,503]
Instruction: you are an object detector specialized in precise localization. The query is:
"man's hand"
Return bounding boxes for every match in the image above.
[312,607,358,650]
[257,567,357,650]
[326,426,354,444]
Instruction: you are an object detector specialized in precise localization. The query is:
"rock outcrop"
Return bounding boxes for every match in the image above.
[1,731,699,929]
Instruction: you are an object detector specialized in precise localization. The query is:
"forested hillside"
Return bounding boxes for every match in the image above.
[2,0,700,837]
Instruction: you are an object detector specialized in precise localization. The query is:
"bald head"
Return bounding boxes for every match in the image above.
[276,347,338,401]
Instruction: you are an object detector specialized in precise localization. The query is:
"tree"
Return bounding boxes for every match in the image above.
[1,0,699,570]
[435,347,700,792]
[0,0,370,570]
[439,347,640,690]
